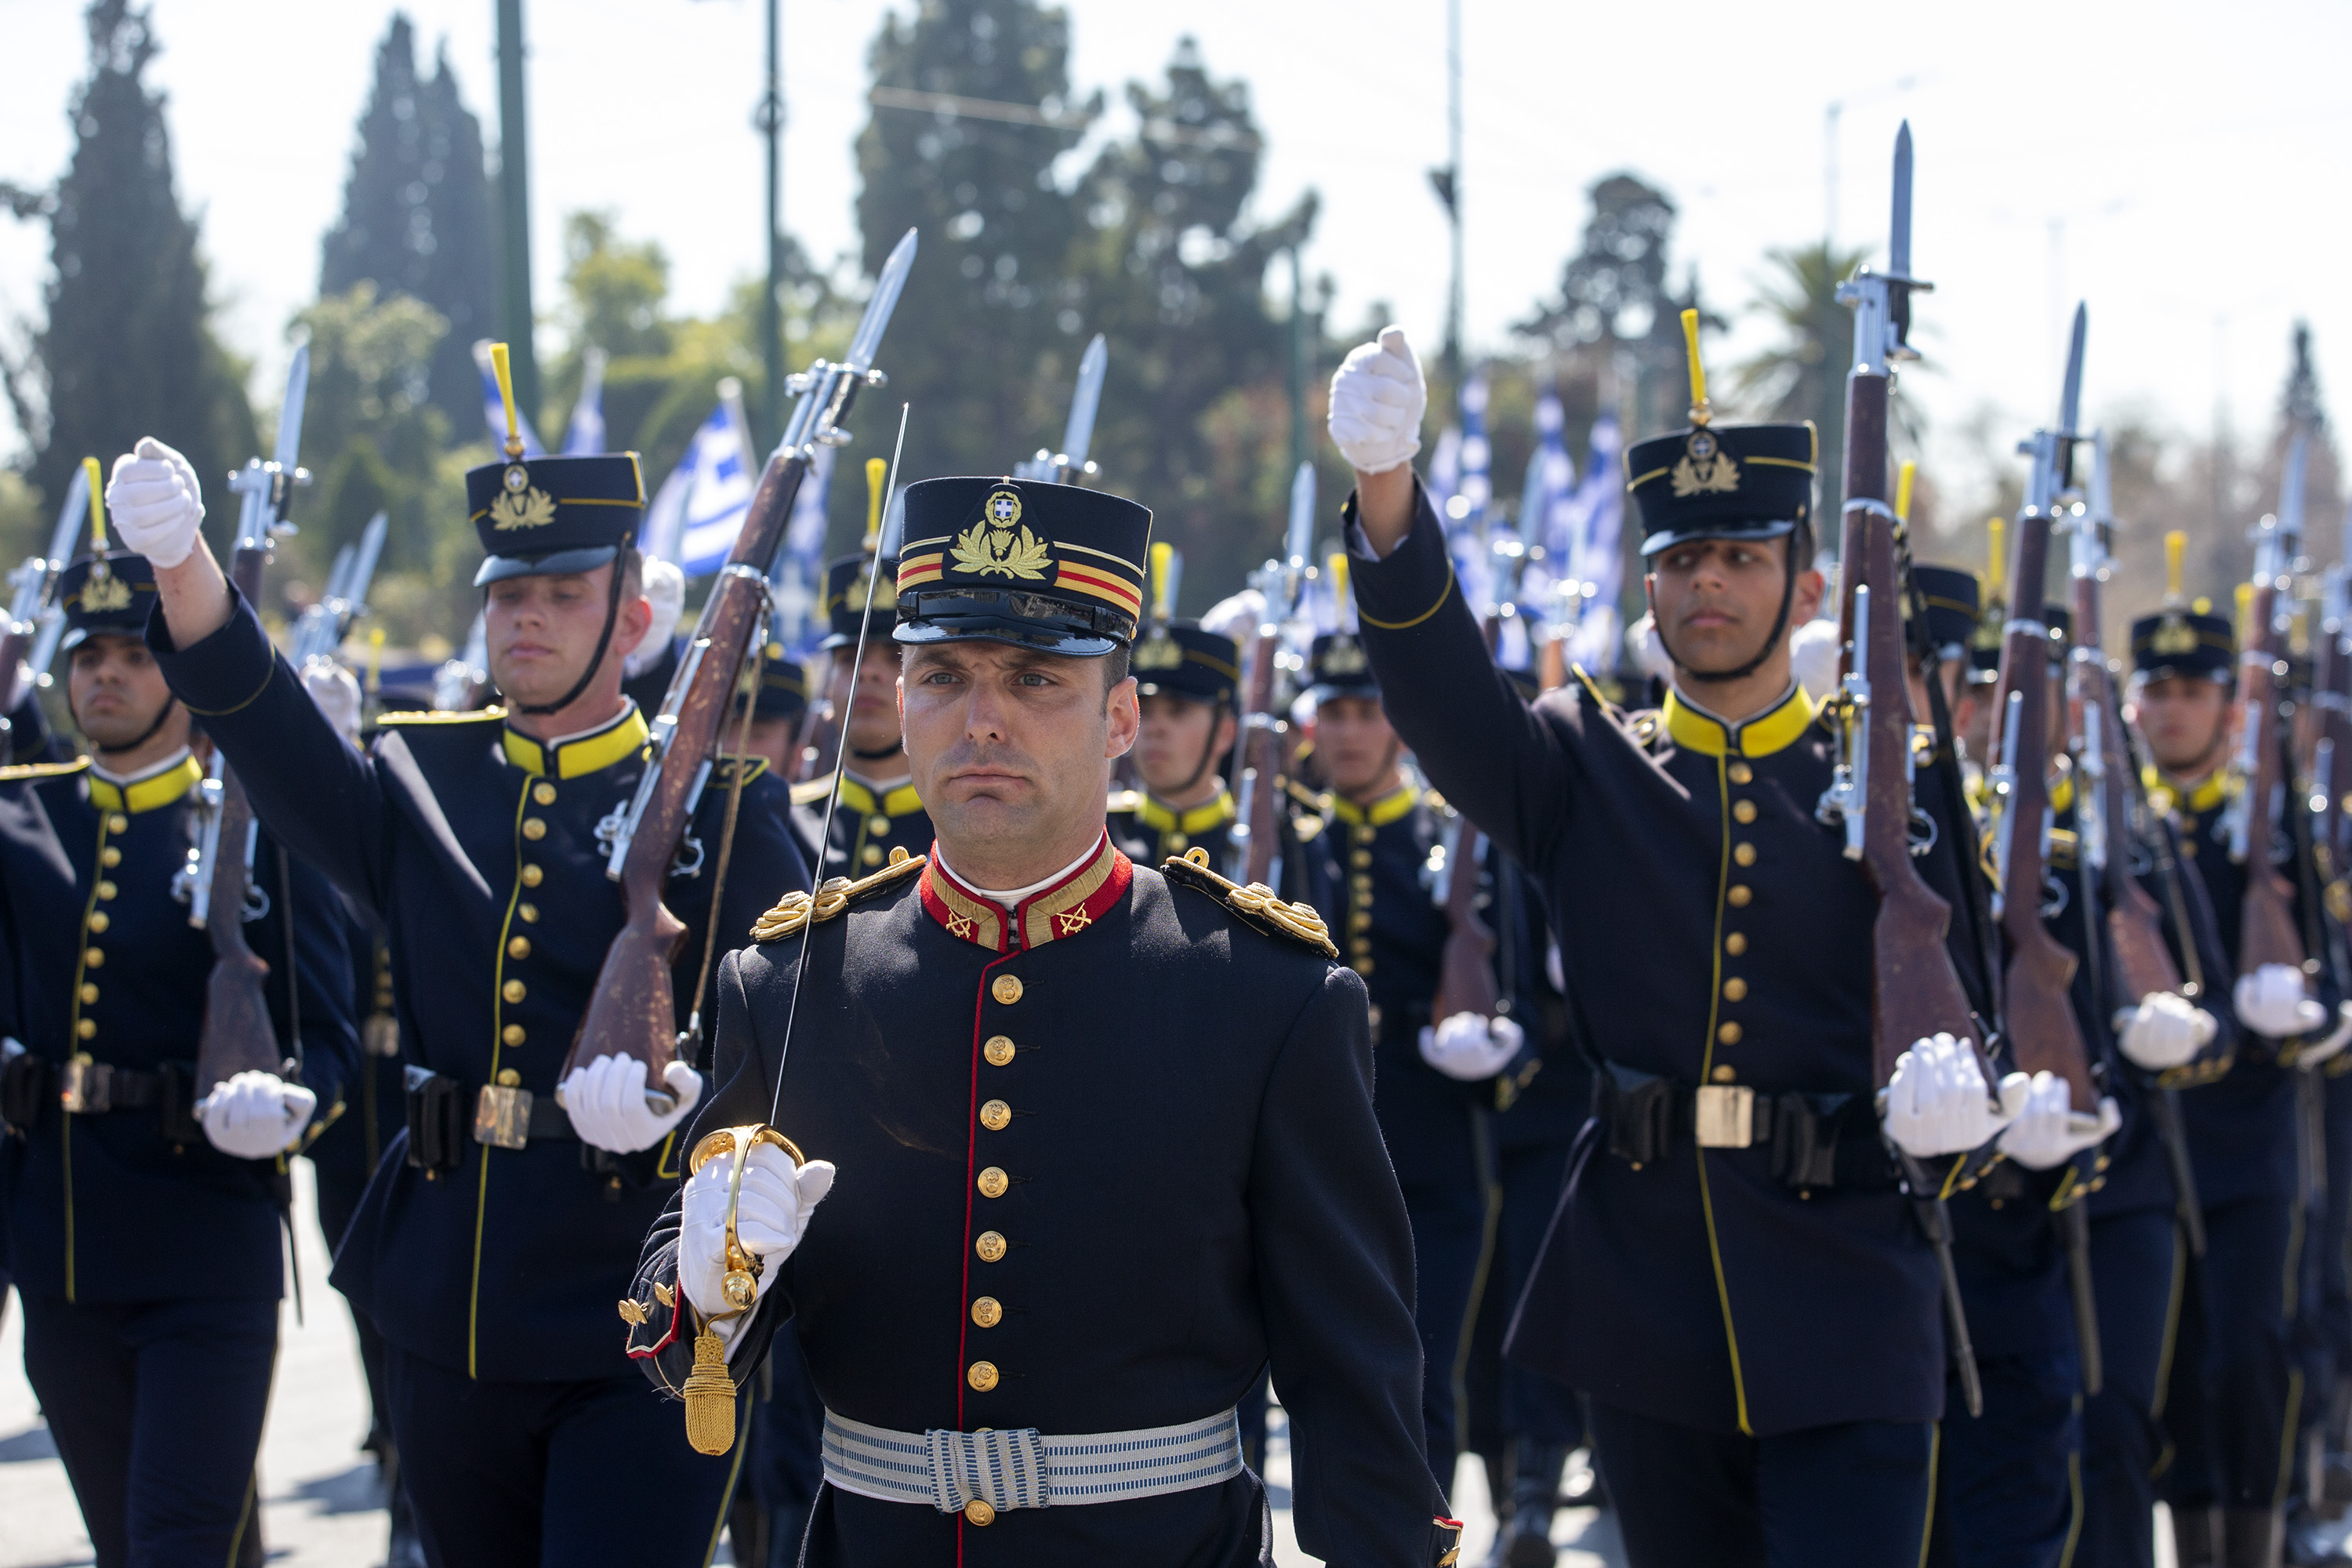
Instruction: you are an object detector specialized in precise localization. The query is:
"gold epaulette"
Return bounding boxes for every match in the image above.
[711,755,771,788]
[376,706,506,726]
[1625,710,1664,747]
[0,756,90,783]
[789,774,836,808]
[1107,788,1143,814]
[1162,847,1339,960]
[750,845,926,942]
[1281,777,1322,811]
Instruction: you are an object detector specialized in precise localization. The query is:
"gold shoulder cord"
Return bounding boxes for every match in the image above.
[1167,846,1339,958]
[680,1123,806,1455]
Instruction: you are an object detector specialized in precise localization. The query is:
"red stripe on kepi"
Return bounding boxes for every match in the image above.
[1053,562,1142,612]
[897,557,944,586]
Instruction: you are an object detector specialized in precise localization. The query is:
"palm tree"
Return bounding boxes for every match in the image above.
[1732,241,1870,503]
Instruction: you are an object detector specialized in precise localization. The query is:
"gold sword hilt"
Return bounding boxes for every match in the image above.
[681,1123,806,1454]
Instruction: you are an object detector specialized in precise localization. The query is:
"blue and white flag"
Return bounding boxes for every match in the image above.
[667,403,757,576]
[1563,414,1627,673]
[1518,383,1579,628]
[562,347,607,456]
[472,339,544,456]
[775,444,836,655]
[1446,374,1495,614]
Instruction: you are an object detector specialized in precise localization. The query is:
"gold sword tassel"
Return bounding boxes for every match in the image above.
[681,1123,806,1456]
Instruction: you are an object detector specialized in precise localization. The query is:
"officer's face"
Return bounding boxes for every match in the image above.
[483,566,652,713]
[899,641,1140,858]
[831,640,904,757]
[1134,693,1234,796]
[67,633,184,754]
[2132,674,2234,774]
[1316,695,1400,798]
[1645,538,1824,679]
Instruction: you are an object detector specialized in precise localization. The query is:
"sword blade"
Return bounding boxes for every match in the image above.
[274,345,310,474]
[1059,332,1108,474]
[1889,121,1914,278]
[2060,303,2088,438]
[845,229,919,372]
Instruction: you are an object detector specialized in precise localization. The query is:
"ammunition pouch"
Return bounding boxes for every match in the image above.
[1597,1061,1860,1191]
[0,1055,205,1144]
[1,1053,44,1134]
[404,1065,467,1174]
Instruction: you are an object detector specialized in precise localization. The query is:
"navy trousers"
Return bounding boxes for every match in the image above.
[1588,1399,1933,1568]
[746,1321,826,1565]
[1401,1164,1493,1492]
[1924,1346,2082,1568]
[387,1345,742,1568]
[2079,1209,2183,1568]
[2164,1196,2299,1510]
[20,1291,277,1568]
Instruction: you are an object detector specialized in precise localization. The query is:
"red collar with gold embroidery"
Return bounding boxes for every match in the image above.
[919,831,1132,953]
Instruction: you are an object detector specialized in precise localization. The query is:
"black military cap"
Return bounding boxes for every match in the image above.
[1911,565,1980,661]
[466,452,647,586]
[2129,608,2234,683]
[895,477,1151,656]
[739,644,810,723]
[821,554,900,652]
[59,551,158,653]
[1306,631,1379,703]
[1131,621,1240,708]
[1625,422,1817,557]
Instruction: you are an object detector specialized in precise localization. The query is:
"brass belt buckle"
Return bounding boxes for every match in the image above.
[1694,1084,1755,1149]
[60,1054,111,1115]
[362,1014,400,1058]
[473,1083,533,1149]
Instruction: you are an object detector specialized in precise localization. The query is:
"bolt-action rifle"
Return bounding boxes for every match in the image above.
[0,461,95,720]
[1229,461,1315,891]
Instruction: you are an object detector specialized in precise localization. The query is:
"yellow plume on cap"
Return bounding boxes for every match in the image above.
[2192,596,2212,615]
[2164,531,2186,605]
[489,343,523,459]
[1985,517,2005,592]
[1327,552,1349,605]
[864,457,887,550]
[1894,461,1917,525]
[1150,541,1175,620]
[366,627,385,696]
[82,456,104,553]
[2234,582,2255,644]
[1680,308,1710,426]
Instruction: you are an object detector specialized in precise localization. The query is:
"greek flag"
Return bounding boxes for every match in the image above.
[1563,415,1626,673]
[562,347,607,456]
[472,340,544,456]
[652,403,757,576]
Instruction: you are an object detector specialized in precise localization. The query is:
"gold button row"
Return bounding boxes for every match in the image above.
[1733,800,1758,824]
[503,1025,526,1047]
[1728,761,1753,785]
[965,1500,996,1526]
[980,1098,1011,1131]
[991,975,1023,1005]
[100,846,121,868]
[521,864,544,887]
[984,1034,1015,1066]
[971,1295,1002,1327]
[967,1360,998,1392]
[533,782,557,805]
[96,880,117,901]
[522,817,546,840]
[88,911,110,934]
[975,1231,1006,1262]
[106,813,129,833]
[503,978,526,1004]
[977,1166,1009,1198]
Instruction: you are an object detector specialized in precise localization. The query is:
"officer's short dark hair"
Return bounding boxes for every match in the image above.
[618,546,643,602]
[1102,642,1131,702]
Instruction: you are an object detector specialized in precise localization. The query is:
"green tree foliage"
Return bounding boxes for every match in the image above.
[5,0,255,554]
[319,13,498,438]
[1730,241,1870,506]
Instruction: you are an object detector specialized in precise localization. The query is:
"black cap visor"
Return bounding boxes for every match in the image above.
[474,544,619,588]
[1639,516,1798,559]
[894,587,1132,659]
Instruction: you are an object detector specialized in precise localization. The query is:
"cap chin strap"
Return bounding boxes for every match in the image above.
[1648,539,1800,688]
[77,691,180,758]
[1169,713,1227,796]
[849,740,905,764]
[512,564,627,717]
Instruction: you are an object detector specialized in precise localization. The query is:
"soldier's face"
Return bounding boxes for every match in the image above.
[484,566,652,712]
[735,712,800,775]
[67,633,183,754]
[899,641,1139,855]
[1134,693,1233,795]
[831,641,905,756]
[2132,675,2233,774]
[1645,539,1824,680]
[1317,695,1399,797]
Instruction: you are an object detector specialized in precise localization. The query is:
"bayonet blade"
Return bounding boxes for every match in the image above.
[2059,303,2087,438]
[45,466,88,566]
[273,345,310,474]
[349,511,389,607]
[2089,430,2114,525]
[845,229,919,372]
[1286,462,1316,568]
[1889,122,1914,278]
[1059,333,1108,475]
[2281,430,2311,544]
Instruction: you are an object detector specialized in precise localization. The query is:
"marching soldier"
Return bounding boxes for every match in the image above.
[1330,326,2035,1565]
[623,473,1458,1565]
[1107,615,1241,868]
[729,637,812,779]
[795,552,931,877]
[122,411,809,1567]
[0,545,358,1566]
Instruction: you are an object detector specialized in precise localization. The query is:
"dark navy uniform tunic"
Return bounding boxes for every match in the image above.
[626,838,1454,1566]
[1107,785,1237,873]
[1348,489,1983,1438]
[793,771,934,882]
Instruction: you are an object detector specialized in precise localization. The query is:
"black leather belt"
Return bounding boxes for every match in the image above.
[1,1054,205,1142]
[402,1066,574,1175]
[1596,1061,1869,1191]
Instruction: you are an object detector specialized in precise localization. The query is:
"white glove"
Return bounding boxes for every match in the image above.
[302,656,361,742]
[2299,1001,2352,1070]
[623,557,686,677]
[1418,1011,1523,1082]
[558,1054,703,1155]
[2114,991,2218,1070]
[1995,1072,2123,1171]
[2234,963,2327,1040]
[1199,587,1267,643]
[1627,612,1675,684]
[680,1142,837,1345]
[1789,618,1842,704]
[103,437,206,569]
[1,1036,23,1062]
[1881,1033,2029,1158]
[1327,327,1426,476]
[198,1069,317,1159]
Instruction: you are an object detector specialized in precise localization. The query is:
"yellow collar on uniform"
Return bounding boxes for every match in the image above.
[1136,789,1236,835]
[501,703,650,779]
[1329,781,1421,827]
[2143,762,2232,817]
[838,773,925,819]
[1662,683,1816,760]
[86,750,202,814]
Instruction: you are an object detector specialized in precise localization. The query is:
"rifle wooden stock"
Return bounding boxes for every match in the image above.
[2238,580,2308,976]
[2071,546,2183,1004]
[566,449,817,1085]
[1842,372,1984,1089]
[196,546,291,1091]
[1432,823,1499,1023]
[1989,510,2097,1109]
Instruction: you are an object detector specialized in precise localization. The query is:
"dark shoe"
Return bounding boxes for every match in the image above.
[2223,1505,2285,1568]
[2175,1504,2222,1568]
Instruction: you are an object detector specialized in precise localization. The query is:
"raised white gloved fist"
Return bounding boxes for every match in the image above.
[622,558,685,678]
[1995,1072,2122,1171]
[559,1054,703,1155]
[1419,1011,1524,1082]
[198,1069,317,1160]
[104,437,206,569]
[1789,618,1842,704]
[302,656,361,743]
[680,1142,837,1336]
[2298,1001,2352,1070]
[1327,327,1427,476]
[2114,991,2219,1071]
[1881,1033,2029,1159]
[2234,963,2327,1040]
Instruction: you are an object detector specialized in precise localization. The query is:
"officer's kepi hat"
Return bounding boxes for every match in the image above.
[58,551,158,653]
[1131,621,1240,708]
[821,554,899,651]
[466,452,647,586]
[1627,421,1817,557]
[1305,632,1379,704]
[2129,608,2235,683]
[895,477,1151,656]
[1911,565,1980,662]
